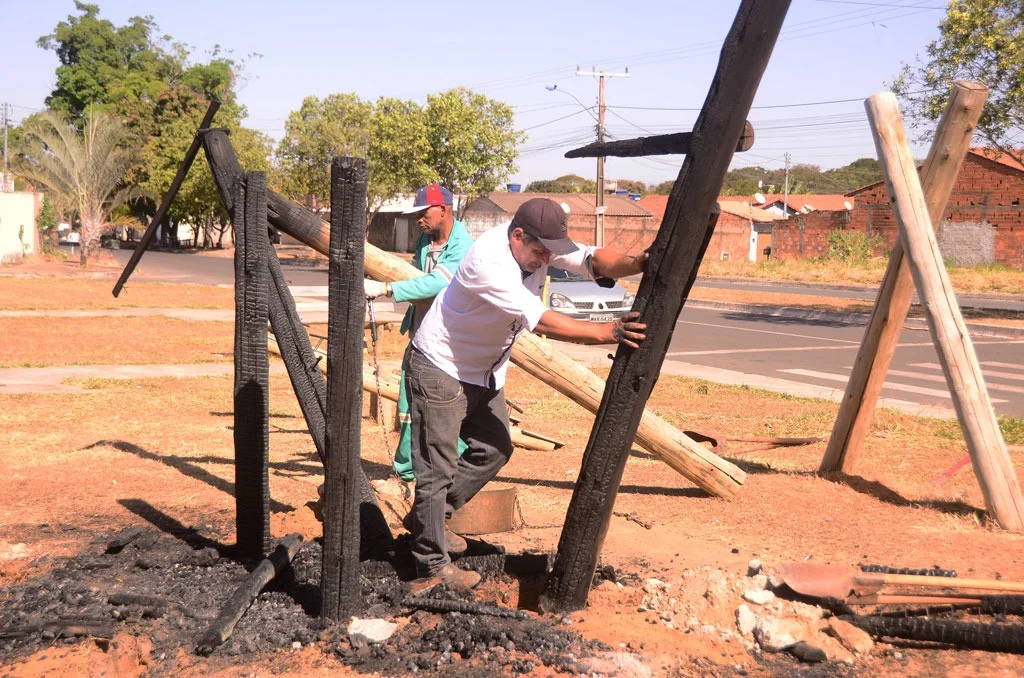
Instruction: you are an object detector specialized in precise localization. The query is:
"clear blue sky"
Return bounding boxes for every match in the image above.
[3,0,947,188]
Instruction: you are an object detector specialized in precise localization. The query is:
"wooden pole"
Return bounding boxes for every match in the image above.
[821,81,988,473]
[321,158,368,620]
[232,172,271,558]
[544,0,792,612]
[864,92,1024,532]
[200,130,745,499]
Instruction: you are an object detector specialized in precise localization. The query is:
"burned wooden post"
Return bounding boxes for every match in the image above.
[320,157,368,620]
[543,0,792,612]
[820,81,988,473]
[864,92,1024,532]
[232,172,271,558]
[201,129,394,555]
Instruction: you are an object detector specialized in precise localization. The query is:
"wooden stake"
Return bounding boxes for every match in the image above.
[821,81,988,473]
[864,92,1024,532]
[201,130,744,499]
[232,172,271,558]
[544,0,792,612]
[321,158,368,620]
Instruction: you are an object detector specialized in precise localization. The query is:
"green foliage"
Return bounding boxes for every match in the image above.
[525,174,596,193]
[1000,415,1024,445]
[37,194,59,234]
[650,180,675,195]
[15,109,135,265]
[33,2,267,247]
[719,159,883,197]
[368,97,433,214]
[891,0,1024,168]
[613,179,646,195]
[425,88,524,211]
[820,230,884,265]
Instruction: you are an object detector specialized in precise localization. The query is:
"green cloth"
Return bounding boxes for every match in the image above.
[390,220,473,481]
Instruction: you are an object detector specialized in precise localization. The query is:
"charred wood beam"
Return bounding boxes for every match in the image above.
[195,533,303,656]
[544,0,792,613]
[565,120,754,158]
[842,614,1024,654]
[320,157,367,621]
[233,172,271,558]
[202,129,393,557]
[113,99,220,297]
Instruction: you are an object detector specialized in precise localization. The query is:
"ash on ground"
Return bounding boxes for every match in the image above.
[0,526,632,675]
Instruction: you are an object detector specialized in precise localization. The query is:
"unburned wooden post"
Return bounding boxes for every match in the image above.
[864,92,1024,533]
[232,172,271,558]
[543,0,792,612]
[321,157,368,620]
[821,81,988,473]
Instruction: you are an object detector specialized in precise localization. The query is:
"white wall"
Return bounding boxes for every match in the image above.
[0,192,39,263]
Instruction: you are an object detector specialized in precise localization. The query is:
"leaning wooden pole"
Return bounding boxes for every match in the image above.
[232,172,271,558]
[320,158,368,620]
[865,92,1024,533]
[200,130,745,499]
[544,0,792,612]
[821,81,988,473]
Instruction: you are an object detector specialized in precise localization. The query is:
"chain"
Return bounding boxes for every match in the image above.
[362,301,405,501]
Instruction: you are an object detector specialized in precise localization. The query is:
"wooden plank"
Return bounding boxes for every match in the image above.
[565,120,754,158]
[821,81,988,473]
[321,157,368,620]
[864,92,1024,533]
[543,0,792,613]
[232,172,271,558]
[200,130,744,499]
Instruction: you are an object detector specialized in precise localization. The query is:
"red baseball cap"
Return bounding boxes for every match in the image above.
[403,184,453,215]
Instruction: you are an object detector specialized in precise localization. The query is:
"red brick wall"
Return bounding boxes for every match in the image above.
[568,213,751,260]
[772,210,854,261]
[848,153,1024,267]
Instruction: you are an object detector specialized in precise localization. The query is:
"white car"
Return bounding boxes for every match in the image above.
[544,267,635,322]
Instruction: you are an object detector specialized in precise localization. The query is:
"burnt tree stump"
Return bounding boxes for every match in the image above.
[321,157,368,620]
[543,0,792,612]
[232,172,271,558]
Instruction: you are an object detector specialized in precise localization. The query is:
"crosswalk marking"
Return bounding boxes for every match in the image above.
[912,362,1024,382]
[883,368,1024,395]
[981,361,1024,371]
[779,368,1008,403]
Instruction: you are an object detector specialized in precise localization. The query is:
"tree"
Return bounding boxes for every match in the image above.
[613,179,646,195]
[526,174,596,193]
[891,0,1024,167]
[15,109,135,265]
[277,94,373,207]
[367,98,433,215]
[36,3,267,247]
[36,194,60,253]
[650,180,674,195]
[425,88,524,213]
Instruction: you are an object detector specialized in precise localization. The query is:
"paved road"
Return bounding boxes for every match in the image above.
[111,250,1023,418]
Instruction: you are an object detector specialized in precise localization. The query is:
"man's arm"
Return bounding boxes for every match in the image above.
[590,247,648,280]
[533,310,646,348]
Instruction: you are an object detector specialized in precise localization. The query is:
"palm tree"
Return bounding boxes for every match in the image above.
[15,109,135,265]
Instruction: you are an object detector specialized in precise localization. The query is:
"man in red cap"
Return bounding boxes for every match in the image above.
[403,197,648,592]
[364,183,473,492]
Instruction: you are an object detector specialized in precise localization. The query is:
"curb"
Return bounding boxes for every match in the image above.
[686,300,1024,340]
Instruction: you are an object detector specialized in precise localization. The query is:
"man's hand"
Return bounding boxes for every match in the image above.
[364,279,390,299]
[608,311,646,348]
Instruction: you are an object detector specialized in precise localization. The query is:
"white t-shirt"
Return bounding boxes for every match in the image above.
[412,223,597,389]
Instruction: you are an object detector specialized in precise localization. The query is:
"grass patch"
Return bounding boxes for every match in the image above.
[1000,416,1024,445]
[62,377,124,390]
[0,278,235,311]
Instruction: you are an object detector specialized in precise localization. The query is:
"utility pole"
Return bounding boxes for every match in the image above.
[2,103,9,192]
[576,67,628,247]
[782,152,791,218]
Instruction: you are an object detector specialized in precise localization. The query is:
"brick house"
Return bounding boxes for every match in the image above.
[639,195,785,262]
[463,192,654,254]
[772,148,1024,267]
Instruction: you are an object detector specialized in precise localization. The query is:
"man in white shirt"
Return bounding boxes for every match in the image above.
[405,197,647,591]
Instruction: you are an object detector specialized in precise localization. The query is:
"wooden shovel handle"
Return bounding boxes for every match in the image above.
[870,573,1024,593]
[847,593,981,606]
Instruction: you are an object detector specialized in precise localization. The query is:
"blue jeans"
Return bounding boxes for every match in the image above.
[405,346,513,576]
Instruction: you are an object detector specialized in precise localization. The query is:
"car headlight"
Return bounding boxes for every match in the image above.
[623,292,636,306]
[548,293,572,309]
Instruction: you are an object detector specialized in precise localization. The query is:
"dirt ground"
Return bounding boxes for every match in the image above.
[2,267,1024,676]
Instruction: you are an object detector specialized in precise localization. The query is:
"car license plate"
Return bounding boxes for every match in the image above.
[590,313,614,322]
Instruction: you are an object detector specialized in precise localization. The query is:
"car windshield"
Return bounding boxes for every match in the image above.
[547,267,587,282]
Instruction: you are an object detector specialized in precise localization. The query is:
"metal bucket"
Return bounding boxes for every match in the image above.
[447,484,517,535]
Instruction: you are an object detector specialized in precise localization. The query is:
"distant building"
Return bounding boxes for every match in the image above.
[0,191,41,263]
